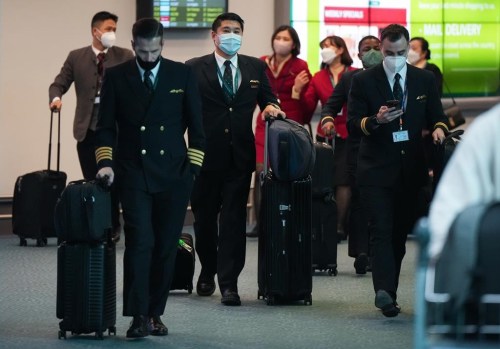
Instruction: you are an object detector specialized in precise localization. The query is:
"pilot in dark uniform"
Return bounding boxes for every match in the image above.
[95,18,205,338]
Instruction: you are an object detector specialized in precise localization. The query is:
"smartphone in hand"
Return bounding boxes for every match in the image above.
[386,100,400,108]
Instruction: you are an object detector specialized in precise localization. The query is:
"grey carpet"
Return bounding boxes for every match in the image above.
[0,227,417,349]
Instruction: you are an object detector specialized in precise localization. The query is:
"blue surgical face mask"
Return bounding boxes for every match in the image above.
[217,33,242,56]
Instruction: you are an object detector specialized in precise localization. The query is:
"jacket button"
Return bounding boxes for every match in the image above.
[140,126,146,131]
[141,149,147,155]
[229,107,233,112]
[224,128,229,133]
[160,126,165,131]
[401,150,405,155]
[160,150,164,155]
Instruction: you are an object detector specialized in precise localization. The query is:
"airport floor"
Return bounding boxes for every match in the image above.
[0,228,417,349]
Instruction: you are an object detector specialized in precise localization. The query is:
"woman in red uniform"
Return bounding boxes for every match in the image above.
[303,35,356,240]
[249,25,311,237]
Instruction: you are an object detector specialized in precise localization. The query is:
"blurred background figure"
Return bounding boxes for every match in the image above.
[248,25,311,238]
[408,37,443,96]
[303,35,355,241]
[409,36,444,213]
[321,35,383,274]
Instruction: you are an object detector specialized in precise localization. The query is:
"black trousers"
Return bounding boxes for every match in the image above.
[346,138,369,258]
[120,176,193,316]
[76,129,120,229]
[191,168,252,292]
[360,182,418,299]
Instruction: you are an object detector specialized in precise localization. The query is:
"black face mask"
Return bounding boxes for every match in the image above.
[136,55,161,71]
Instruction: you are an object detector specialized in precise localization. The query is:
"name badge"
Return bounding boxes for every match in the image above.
[392,130,409,143]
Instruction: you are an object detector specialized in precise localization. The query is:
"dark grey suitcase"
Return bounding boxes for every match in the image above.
[311,142,338,276]
[257,117,313,305]
[170,232,195,293]
[57,242,116,339]
[12,110,67,246]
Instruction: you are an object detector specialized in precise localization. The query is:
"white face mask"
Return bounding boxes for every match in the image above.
[320,47,337,65]
[98,30,116,48]
[384,56,407,73]
[273,40,293,56]
[407,49,421,65]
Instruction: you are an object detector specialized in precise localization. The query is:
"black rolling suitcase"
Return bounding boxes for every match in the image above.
[258,117,313,305]
[57,241,116,339]
[170,233,195,293]
[12,110,67,246]
[311,142,338,276]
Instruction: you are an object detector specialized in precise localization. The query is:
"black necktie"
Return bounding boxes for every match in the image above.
[144,70,153,94]
[222,60,234,102]
[393,73,403,108]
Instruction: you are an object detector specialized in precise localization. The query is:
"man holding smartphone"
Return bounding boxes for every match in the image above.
[347,24,448,317]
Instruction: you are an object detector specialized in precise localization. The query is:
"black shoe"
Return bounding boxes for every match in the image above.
[354,253,368,275]
[221,289,241,306]
[196,277,216,297]
[111,225,121,243]
[126,315,149,338]
[149,316,168,336]
[375,290,400,317]
[246,225,258,238]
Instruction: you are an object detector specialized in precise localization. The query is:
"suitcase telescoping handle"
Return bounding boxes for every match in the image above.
[48,109,62,172]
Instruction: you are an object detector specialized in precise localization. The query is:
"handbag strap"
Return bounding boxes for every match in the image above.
[442,78,457,105]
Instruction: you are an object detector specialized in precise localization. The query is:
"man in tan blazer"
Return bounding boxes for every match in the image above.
[49,11,134,241]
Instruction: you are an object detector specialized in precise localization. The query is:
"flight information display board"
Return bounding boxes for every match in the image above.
[153,0,227,28]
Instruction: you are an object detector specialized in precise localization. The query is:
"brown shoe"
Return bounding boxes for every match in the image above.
[149,316,168,336]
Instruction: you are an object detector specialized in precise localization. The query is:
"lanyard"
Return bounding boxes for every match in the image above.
[399,82,408,130]
[216,64,240,97]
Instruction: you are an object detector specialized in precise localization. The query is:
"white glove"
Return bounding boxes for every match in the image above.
[96,167,114,186]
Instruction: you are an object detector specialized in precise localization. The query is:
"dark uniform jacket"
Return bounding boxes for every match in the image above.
[95,58,205,193]
[186,53,279,173]
[347,63,448,188]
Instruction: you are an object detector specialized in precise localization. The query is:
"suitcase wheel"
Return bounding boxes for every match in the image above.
[328,268,338,276]
[95,331,104,340]
[19,238,27,247]
[266,296,275,306]
[187,287,193,294]
[257,290,263,300]
[58,330,66,340]
[36,238,47,247]
[304,294,312,306]
[108,326,117,336]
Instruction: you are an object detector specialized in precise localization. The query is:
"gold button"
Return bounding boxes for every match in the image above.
[140,126,146,131]
[160,126,165,131]
[160,150,164,155]
[224,128,229,133]
[141,149,147,155]
[229,107,233,112]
